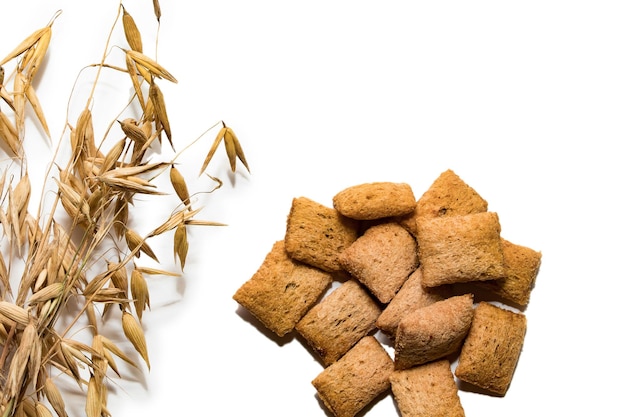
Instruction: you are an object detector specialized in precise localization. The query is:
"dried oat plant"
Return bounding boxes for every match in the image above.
[0,2,248,416]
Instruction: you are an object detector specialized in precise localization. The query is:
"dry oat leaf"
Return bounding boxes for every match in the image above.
[121,311,150,369]
[122,5,143,53]
[169,165,190,207]
[173,223,188,270]
[0,27,50,66]
[43,378,68,417]
[148,82,173,148]
[125,229,159,262]
[184,219,227,227]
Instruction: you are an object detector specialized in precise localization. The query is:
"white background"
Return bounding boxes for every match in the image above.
[2,1,625,416]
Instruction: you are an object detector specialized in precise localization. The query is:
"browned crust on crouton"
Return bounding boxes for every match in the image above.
[233,240,333,336]
[416,212,505,287]
[296,280,381,366]
[333,182,416,220]
[390,359,465,417]
[284,196,360,272]
[394,294,474,370]
[454,302,527,395]
[312,336,394,417]
[339,222,418,303]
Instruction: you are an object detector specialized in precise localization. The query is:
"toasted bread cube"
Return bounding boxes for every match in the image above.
[475,239,542,306]
[284,197,360,272]
[339,222,418,304]
[296,280,381,366]
[394,294,474,370]
[233,240,333,337]
[455,302,527,395]
[376,268,445,338]
[416,169,488,218]
[332,182,416,220]
[416,212,505,287]
[390,359,465,417]
[312,336,394,417]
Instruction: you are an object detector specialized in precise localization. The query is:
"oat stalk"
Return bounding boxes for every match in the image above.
[0,2,249,416]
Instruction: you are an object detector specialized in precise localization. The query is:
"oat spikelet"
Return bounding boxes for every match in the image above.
[121,311,150,369]
[148,82,172,148]
[169,165,190,207]
[25,82,51,139]
[126,49,177,84]
[152,0,162,21]
[85,375,102,417]
[0,301,30,327]
[125,229,159,262]
[34,402,53,417]
[224,127,250,173]
[199,125,226,175]
[130,268,149,321]
[173,223,188,270]
[27,282,63,305]
[43,378,68,417]
[0,27,50,66]
[0,109,21,156]
[122,5,143,53]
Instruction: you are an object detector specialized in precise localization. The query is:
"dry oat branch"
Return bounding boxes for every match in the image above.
[0,3,250,416]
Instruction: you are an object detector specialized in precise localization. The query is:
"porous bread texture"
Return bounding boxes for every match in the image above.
[232,240,333,337]
[474,238,542,306]
[284,196,360,272]
[375,268,445,338]
[393,294,474,370]
[339,222,418,304]
[332,182,417,220]
[416,211,505,287]
[390,359,465,417]
[312,336,394,417]
[454,302,527,396]
[295,279,381,366]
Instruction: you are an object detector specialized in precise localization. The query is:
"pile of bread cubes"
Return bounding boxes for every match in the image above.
[233,169,542,417]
